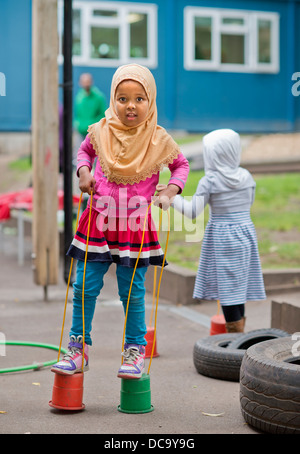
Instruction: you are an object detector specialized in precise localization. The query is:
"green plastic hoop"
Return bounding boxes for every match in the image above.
[0,341,67,374]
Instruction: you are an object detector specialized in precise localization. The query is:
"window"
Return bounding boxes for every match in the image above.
[72,9,82,56]
[184,7,279,73]
[194,17,212,62]
[58,1,157,68]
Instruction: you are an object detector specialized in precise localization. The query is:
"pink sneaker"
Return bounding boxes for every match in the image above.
[51,335,89,375]
[117,344,145,379]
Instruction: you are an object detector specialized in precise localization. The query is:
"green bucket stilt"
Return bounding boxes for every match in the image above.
[118,373,154,414]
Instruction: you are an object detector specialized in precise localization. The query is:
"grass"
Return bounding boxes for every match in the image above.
[0,156,32,193]
[257,236,300,269]
[158,170,300,270]
[8,156,31,172]
[173,134,204,146]
[251,173,300,231]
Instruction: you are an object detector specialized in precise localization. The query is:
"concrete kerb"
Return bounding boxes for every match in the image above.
[144,263,300,306]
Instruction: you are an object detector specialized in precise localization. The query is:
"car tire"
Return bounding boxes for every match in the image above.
[240,336,300,434]
[193,329,289,382]
[230,328,289,350]
[193,333,245,381]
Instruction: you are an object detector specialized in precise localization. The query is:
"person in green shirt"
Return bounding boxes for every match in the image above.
[74,73,107,138]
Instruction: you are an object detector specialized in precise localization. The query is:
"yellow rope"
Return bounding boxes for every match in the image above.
[81,191,93,370]
[57,192,83,362]
[149,267,157,328]
[149,209,163,327]
[59,195,169,377]
[57,191,93,373]
[147,209,170,375]
[121,203,153,363]
[121,202,170,375]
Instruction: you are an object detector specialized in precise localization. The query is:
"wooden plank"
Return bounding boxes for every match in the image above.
[32,0,59,287]
[271,300,300,334]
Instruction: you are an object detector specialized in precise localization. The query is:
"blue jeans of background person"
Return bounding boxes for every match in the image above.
[70,261,148,346]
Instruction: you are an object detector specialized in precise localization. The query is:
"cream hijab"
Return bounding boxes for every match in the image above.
[203,129,254,191]
[88,64,180,185]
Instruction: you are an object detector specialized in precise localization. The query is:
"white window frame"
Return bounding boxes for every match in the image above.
[58,1,157,68]
[184,6,279,73]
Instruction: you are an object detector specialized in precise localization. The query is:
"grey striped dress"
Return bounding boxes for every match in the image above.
[193,211,266,305]
[173,176,266,306]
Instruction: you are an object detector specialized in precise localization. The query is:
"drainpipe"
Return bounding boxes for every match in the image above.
[287,0,296,131]
[63,0,73,283]
[165,0,176,129]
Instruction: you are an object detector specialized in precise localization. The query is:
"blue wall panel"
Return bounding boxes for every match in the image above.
[0,0,299,133]
[0,0,32,131]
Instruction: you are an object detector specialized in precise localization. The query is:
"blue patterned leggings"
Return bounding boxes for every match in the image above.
[70,261,148,346]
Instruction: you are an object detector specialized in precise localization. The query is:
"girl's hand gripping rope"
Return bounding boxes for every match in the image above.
[154,183,178,211]
[78,166,96,195]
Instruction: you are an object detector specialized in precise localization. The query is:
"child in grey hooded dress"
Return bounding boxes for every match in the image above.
[172,129,266,332]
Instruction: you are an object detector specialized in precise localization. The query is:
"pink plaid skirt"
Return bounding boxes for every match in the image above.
[67,207,167,268]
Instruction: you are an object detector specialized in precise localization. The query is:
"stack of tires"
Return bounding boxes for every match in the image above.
[193,329,300,434]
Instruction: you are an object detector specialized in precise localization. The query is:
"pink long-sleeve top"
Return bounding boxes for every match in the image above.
[77,135,189,218]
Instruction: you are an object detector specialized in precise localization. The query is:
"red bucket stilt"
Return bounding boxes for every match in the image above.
[49,372,85,410]
[210,314,226,336]
[145,326,159,358]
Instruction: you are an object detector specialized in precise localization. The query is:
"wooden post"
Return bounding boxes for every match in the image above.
[32,0,59,293]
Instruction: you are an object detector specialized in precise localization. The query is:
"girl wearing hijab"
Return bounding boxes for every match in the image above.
[171,129,266,333]
[51,65,189,378]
